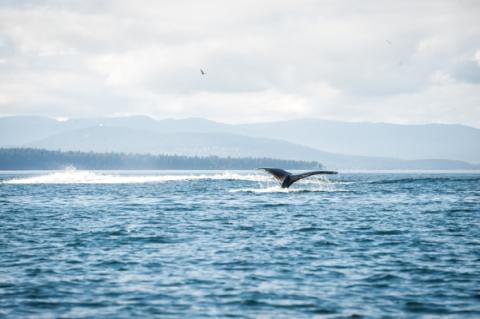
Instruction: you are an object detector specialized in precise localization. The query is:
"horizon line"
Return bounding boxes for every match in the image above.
[0,114,477,129]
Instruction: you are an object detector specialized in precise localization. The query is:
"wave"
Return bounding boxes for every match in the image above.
[229,188,340,193]
[229,187,316,193]
[230,185,345,194]
[2,169,272,185]
[370,176,480,185]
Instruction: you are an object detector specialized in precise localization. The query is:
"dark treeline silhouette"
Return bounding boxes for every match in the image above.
[0,148,322,170]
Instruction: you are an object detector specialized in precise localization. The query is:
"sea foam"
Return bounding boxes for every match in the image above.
[2,169,271,184]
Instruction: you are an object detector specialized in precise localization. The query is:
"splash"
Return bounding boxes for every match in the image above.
[229,187,334,193]
[231,175,338,193]
[2,169,341,192]
[2,168,271,185]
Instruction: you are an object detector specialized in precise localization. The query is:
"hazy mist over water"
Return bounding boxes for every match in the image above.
[1,170,479,318]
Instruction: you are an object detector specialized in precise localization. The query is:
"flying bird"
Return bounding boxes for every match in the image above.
[385,39,392,45]
[200,69,206,75]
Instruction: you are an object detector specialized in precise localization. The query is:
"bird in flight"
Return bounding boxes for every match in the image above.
[200,69,206,75]
[385,39,392,45]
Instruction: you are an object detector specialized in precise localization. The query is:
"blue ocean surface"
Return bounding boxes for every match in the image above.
[0,170,479,318]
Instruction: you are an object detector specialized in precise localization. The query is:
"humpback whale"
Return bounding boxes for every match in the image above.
[257,168,337,188]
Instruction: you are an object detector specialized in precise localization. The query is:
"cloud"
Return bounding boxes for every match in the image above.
[474,50,480,67]
[0,0,479,126]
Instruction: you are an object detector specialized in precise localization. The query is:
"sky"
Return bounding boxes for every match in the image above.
[0,0,479,126]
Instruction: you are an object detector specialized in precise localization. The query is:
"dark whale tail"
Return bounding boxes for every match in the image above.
[257,168,337,188]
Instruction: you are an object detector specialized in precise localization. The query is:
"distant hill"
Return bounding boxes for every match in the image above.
[21,127,479,170]
[0,116,64,146]
[1,115,479,169]
[0,148,322,170]
[232,119,480,163]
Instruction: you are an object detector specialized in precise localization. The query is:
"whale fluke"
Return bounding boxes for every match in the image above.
[257,168,337,188]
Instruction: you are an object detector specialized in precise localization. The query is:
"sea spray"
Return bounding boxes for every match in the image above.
[2,169,272,184]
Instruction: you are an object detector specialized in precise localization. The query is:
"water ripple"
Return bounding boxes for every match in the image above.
[1,171,479,318]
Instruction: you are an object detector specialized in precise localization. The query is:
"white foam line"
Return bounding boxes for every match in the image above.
[2,170,272,184]
[229,187,304,193]
[230,188,350,193]
[229,185,343,193]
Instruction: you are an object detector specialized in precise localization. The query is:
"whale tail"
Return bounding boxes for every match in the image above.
[257,168,337,188]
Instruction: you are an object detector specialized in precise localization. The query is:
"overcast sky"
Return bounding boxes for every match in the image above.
[0,0,479,126]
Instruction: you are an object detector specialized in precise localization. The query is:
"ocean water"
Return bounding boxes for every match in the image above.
[0,170,479,318]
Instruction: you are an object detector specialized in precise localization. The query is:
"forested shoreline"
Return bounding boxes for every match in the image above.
[0,148,322,170]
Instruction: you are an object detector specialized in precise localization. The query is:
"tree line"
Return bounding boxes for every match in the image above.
[0,148,322,170]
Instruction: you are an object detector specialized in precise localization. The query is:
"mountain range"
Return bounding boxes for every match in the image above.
[1,115,479,170]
